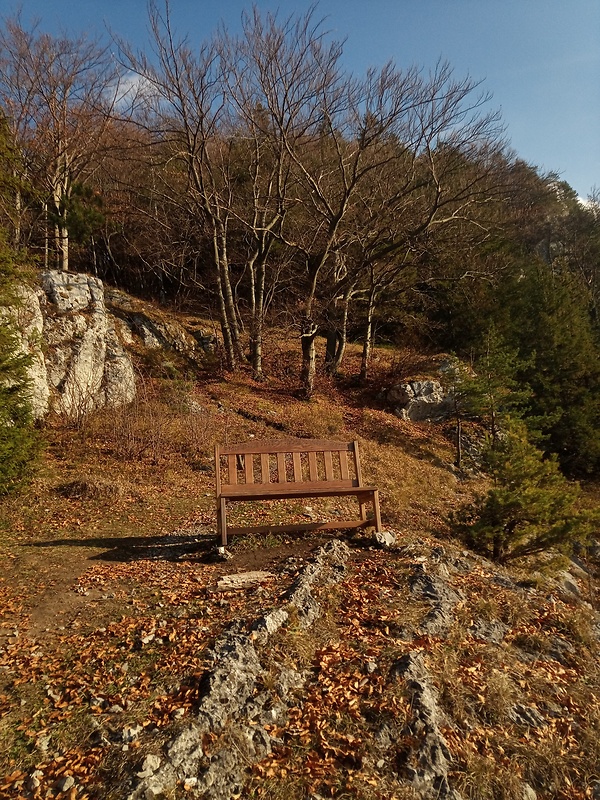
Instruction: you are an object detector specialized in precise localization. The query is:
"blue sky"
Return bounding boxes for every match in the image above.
[2,0,599,198]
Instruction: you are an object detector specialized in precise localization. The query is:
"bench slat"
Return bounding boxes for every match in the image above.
[324,450,334,480]
[292,451,302,481]
[308,451,318,481]
[227,454,238,484]
[244,453,254,484]
[339,449,349,480]
[276,452,286,482]
[260,453,270,483]
[218,439,354,455]
[220,479,366,498]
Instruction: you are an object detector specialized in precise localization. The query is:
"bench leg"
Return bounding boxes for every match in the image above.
[372,489,383,533]
[217,497,228,547]
[359,499,368,523]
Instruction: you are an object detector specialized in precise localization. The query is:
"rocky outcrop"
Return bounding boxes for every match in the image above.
[383,380,453,422]
[15,271,136,419]
[104,287,216,362]
[129,541,351,800]
[13,271,216,420]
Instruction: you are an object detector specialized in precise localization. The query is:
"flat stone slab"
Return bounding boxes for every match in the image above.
[217,571,276,591]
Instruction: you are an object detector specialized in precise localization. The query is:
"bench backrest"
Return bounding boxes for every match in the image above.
[215,439,363,494]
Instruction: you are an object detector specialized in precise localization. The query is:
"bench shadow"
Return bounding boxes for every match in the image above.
[22,530,217,563]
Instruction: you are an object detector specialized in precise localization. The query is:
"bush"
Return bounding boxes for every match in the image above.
[450,421,592,563]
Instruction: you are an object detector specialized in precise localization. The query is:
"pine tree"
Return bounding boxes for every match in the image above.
[451,420,591,563]
[0,121,38,495]
[500,262,600,476]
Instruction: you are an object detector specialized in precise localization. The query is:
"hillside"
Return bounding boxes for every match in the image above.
[1,300,599,800]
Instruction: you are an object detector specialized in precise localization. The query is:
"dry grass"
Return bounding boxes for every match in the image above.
[1,323,598,799]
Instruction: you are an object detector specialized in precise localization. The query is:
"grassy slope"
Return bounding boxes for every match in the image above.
[0,322,598,799]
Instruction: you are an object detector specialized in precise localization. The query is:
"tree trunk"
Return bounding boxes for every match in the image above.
[218,229,245,363]
[324,292,351,376]
[455,415,462,468]
[360,287,377,382]
[300,316,318,399]
[249,253,266,379]
[215,267,236,371]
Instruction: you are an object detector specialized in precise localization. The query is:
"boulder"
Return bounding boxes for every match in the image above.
[15,271,136,419]
[384,379,453,422]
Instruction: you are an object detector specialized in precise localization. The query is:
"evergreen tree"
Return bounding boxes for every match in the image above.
[451,420,591,563]
[503,263,600,476]
[0,122,38,495]
[467,324,531,446]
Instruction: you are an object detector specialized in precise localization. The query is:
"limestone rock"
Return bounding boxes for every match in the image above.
[374,529,397,549]
[11,285,50,418]
[13,271,136,419]
[384,379,453,422]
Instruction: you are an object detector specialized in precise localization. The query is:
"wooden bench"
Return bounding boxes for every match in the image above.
[215,438,382,546]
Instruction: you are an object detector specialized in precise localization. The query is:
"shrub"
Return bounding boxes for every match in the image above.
[450,420,592,563]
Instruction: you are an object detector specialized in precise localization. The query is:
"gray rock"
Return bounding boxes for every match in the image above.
[469,619,509,644]
[13,271,136,420]
[522,784,537,800]
[374,530,397,549]
[555,570,580,596]
[392,651,461,799]
[410,563,464,635]
[385,379,453,422]
[55,775,75,792]
[122,724,144,743]
[509,703,547,728]
[137,753,162,778]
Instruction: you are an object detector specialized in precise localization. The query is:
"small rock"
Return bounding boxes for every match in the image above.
[109,704,124,714]
[171,707,186,720]
[217,571,275,591]
[122,723,143,743]
[55,775,75,792]
[27,770,44,791]
[510,703,546,728]
[522,784,537,800]
[213,546,234,561]
[366,661,377,674]
[137,753,162,778]
[374,530,397,549]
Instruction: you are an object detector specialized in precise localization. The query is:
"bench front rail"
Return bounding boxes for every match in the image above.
[215,439,382,546]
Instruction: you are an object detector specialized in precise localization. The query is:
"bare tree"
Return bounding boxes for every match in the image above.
[0,14,124,270]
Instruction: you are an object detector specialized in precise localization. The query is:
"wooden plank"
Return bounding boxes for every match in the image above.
[244,453,254,484]
[227,454,238,485]
[324,450,334,480]
[308,451,318,481]
[292,451,302,482]
[220,480,367,498]
[226,519,370,536]
[339,449,349,480]
[214,444,222,497]
[260,453,270,483]
[276,452,286,482]
[218,439,353,455]
[352,440,364,486]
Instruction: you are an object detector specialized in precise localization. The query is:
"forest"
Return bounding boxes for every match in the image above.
[2,7,600,799]
[0,3,599,480]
